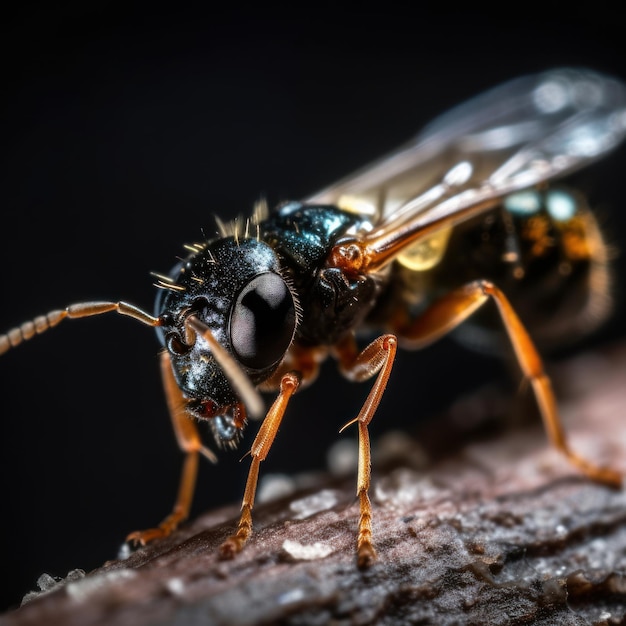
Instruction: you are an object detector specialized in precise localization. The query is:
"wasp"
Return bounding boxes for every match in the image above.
[2,68,625,568]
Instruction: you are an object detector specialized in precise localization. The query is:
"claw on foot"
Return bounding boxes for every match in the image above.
[126,528,168,546]
[357,542,377,569]
[571,454,622,489]
[126,520,178,546]
[219,536,243,560]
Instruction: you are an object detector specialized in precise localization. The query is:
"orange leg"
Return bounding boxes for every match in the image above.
[127,351,217,545]
[334,333,398,568]
[395,279,621,488]
[219,371,301,559]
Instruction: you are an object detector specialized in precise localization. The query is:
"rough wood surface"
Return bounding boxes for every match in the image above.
[2,343,626,626]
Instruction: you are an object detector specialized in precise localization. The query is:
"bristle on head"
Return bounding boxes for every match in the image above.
[151,272,187,292]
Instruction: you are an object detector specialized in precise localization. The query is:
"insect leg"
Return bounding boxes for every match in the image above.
[334,333,398,568]
[0,301,160,354]
[127,352,217,545]
[394,279,621,488]
[219,371,301,559]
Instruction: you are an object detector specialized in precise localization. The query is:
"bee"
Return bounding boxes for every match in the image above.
[2,68,625,568]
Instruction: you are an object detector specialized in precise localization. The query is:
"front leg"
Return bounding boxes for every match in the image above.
[127,351,218,546]
[219,371,301,559]
[334,333,398,568]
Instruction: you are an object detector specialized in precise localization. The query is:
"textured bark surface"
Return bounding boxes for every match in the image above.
[2,343,626,626]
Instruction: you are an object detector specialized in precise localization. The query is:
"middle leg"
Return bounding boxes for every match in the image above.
[333,333,398,568]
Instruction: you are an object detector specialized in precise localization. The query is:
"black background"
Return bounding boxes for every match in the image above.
[1,4,626,613]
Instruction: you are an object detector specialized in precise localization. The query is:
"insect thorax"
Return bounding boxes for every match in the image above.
[260,202,386,345]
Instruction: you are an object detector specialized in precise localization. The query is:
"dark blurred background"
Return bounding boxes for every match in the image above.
[1,4,625,612]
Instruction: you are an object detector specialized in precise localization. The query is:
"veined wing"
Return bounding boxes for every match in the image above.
[308,68,626,273]
[306,68,626,227]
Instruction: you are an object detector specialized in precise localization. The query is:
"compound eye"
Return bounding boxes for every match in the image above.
[230,273,296,370]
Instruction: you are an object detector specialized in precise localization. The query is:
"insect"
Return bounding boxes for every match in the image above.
[2,68,625,568]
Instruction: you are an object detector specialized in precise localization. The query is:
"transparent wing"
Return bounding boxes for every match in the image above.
[306,68,626,232]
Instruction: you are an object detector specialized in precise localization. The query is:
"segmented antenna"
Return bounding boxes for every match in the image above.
[0,310,66,355]
[0,302,159,355]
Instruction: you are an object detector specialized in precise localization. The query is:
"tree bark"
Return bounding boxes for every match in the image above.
[2,343,626,626]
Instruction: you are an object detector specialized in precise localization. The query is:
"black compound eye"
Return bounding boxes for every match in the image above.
[230,273,296,370]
